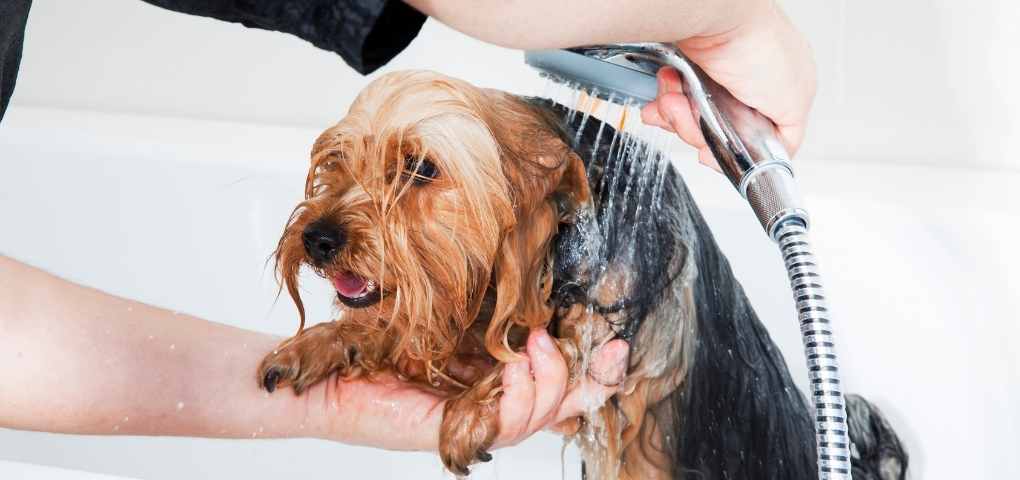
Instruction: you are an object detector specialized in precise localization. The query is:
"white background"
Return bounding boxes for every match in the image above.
[2,0,1019,479]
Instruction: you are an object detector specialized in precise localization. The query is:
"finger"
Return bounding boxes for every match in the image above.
[554,379,616,425]
[778,123,806,157]
[656,91,707,150]
[496,359,535,445]
[658,66,682,94]
[546,417,581,436]
[552,340,630,423]
[640,70,674,129]
[522,329,568,436]
[640,102,670,130]
[698,147,722,172]
[587,339,629,386]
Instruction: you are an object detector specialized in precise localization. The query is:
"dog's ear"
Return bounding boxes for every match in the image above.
[479,93,592,361]
[274,203,313,332]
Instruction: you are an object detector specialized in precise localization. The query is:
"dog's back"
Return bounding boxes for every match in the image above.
[533,99,908,480]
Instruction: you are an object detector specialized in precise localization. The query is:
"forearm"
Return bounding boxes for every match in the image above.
[0,256,322,440]
[404,0,772,49]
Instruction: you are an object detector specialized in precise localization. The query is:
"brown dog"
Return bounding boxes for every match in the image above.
[259,70,595,474]
[257,70,908,480]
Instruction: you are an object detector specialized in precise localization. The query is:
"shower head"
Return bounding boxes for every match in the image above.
[525,43,807,240]
[524,47,661,104]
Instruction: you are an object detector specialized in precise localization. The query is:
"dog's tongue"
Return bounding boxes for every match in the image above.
[333,271,368,297]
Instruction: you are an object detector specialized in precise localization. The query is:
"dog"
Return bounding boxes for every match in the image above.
[259,70,908,479]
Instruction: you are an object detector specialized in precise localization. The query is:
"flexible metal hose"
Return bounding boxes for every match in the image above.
[776,221,852,480]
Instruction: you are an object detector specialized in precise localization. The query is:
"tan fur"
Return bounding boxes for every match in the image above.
[261,70,590,473]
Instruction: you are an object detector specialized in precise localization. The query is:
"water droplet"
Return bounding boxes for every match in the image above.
[147,335,154,341]
[123,416,129,422]
[113,425,120,431]
[169,344,176,350]
[176,401,184,411]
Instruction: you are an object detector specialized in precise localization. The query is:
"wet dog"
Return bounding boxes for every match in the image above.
[259,70,907,479]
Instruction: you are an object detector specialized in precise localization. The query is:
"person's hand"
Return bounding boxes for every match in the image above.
[491,329,628,447]
[641,2,816,170]
[307,329,629,451]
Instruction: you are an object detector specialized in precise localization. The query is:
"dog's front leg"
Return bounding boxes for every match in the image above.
[257,321,360,394]
[439,365,503,476]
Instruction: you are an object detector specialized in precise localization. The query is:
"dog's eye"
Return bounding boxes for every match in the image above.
[403,156,439,185]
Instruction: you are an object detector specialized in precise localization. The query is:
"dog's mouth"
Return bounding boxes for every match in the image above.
[333,271,381,308]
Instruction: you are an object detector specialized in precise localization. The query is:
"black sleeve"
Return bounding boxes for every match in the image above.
[140,0,428,75]
[0,0,32,122]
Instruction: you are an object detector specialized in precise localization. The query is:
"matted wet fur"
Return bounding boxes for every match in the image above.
[260,70,908,478]
[261,70,591,474]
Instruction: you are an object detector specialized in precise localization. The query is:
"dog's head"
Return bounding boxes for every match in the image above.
[275,71,590,373]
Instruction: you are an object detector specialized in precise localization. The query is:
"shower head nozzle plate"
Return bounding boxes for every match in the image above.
[525,49,660,105]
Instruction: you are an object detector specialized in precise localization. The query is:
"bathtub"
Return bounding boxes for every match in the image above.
[1,105,1017,479]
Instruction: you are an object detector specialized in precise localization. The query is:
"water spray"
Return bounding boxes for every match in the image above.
[526,44,852,479]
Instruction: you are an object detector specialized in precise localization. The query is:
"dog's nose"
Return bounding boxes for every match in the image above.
[302,220,345,265]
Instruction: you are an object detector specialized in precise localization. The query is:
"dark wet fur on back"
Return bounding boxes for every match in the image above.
[529,98,908,479]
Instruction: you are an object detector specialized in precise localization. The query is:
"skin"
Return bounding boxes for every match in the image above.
[406,0,817,167]
[0,255,627,450]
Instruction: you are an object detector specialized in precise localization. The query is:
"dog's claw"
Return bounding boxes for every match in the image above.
[476,450,492,462]
[263,369,280,393]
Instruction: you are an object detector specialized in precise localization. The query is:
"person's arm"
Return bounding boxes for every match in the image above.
[406,0,816,163]
[404,0,764,50]
[0,256,626,449]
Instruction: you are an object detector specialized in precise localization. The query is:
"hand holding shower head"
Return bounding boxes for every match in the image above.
[526,44,852,480]
[526,43,807,239]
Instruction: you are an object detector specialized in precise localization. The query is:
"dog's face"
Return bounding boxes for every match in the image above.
[275,71,590,377]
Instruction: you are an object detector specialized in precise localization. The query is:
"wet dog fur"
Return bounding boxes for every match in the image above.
[259,70,908,479]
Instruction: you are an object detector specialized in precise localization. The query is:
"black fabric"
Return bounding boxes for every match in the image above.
[139,0,427,74]
[0,0,32,123]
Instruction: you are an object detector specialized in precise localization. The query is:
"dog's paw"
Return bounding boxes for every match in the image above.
[438,370,502,476]
[257,322,354,394]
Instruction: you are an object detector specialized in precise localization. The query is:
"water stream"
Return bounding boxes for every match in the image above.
[539,78,681,479]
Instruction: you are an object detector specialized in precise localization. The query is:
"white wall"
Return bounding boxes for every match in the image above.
[11,0,1020,170]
